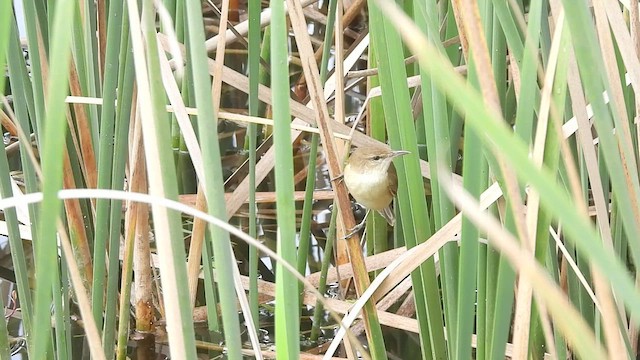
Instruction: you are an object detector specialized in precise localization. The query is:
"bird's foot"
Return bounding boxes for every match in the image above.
[343,217,366,239]
[331,173,344,183]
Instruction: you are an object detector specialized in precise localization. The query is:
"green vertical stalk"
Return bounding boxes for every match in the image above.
[453,61,482,358]
[456,117,484,360]
[488,213,517,360]
[202,230,220,332]
[91,0,124,331]
[5,28,43,351]
[182,0,243,356]
[31,0,76,356]
[475,241,488,360]
[310,206,337,341]
[258,26,272,117]
[9,6,42,254]
[296,134,318,277]
[247,0,261,329]
[477,6,506,360]
[270,0,300,357]
[181,26,223,336]
[81,0,101,140]
[114,34,136,360]
[53,251,70,360]
[19,0,47,134]
[0,142,33,351]
[416,2,458,356]
[171,0,184,182]
[0,1,14,83]
[103,13,134,357]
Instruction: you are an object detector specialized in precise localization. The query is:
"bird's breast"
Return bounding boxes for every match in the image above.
[343,164,393,211]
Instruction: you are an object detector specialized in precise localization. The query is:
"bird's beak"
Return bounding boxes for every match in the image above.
[389,150,410,158]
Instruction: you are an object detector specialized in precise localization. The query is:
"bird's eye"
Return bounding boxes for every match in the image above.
[372,155,381,161]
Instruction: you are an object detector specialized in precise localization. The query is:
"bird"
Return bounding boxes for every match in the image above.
[342,146,409,235]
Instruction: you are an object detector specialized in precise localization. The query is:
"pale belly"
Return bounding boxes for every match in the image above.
[343,165,393,211]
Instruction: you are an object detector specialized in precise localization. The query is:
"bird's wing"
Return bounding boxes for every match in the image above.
[380,163,398,226]
[387,162,398,197]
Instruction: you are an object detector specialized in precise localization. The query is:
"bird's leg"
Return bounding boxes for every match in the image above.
[343,209,370,239]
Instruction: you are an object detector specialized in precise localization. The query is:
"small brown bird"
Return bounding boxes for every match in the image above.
[343,146,410,229]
